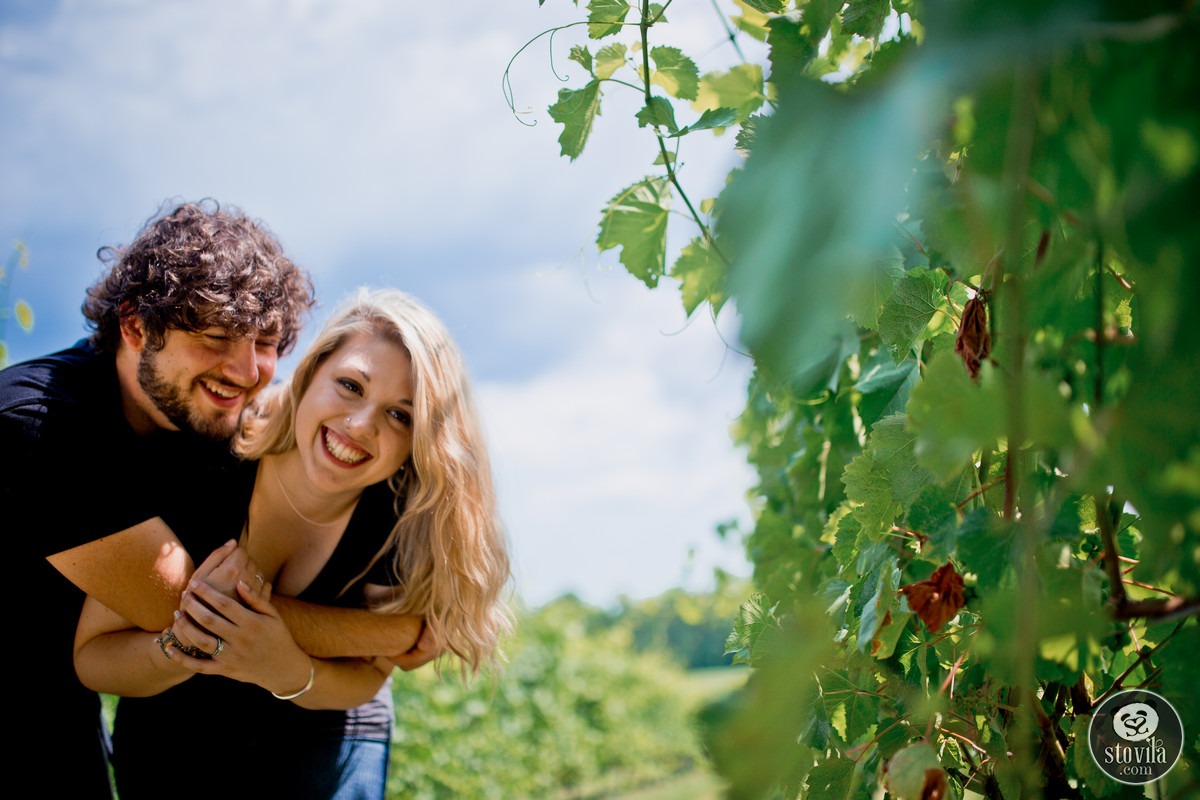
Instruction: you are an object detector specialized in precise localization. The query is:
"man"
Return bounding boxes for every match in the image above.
[0,200,433,797]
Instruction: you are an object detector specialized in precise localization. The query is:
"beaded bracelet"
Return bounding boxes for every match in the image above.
[156,628,212,660]
[271,662,316,700]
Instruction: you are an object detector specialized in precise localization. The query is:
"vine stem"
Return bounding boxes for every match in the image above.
[1091,619,1187,710]
[501,21,593,122]
[993,62,1041,795]
[638,0,730,267]
[956,476,1004,510]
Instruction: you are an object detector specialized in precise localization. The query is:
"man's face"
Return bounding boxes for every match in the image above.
[136,326,280,440]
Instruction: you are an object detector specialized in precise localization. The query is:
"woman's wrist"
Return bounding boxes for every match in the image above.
[271,659,316,700]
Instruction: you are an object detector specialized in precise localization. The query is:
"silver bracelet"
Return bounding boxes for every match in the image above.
[271,662,316,700]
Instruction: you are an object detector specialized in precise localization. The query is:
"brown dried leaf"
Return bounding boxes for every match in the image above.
[954,294,991,380]
[919,768,948,800]
[899,562,965,633]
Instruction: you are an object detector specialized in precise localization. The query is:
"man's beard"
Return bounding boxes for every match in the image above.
[137,348,237,441]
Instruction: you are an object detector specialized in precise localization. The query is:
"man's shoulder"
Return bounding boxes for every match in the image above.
[0,339,107,402]
[0,340,110,429]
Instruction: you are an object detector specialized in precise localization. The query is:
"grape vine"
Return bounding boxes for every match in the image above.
[517,1,1199,798]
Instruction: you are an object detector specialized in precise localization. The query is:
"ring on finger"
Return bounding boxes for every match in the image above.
[212,637,225,658]
[255,574,265,587]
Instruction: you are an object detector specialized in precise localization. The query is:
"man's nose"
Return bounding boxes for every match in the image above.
[222,338,263,387]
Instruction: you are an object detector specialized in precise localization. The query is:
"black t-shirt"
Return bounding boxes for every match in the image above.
[110,477,400,800]
[0,341,240,798]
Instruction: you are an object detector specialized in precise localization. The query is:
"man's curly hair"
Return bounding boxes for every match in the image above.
[83,198,315,354]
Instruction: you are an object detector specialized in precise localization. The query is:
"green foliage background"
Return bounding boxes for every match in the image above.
[387,594,748,799]
[521,0,1200,798]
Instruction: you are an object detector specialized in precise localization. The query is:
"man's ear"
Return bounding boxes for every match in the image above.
[118,307,148,353]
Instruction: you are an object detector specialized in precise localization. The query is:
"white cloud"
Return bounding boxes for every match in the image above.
[476,267,754,606]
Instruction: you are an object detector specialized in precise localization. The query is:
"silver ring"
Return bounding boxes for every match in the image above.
[212,637,225,658]
[255,574,265,587]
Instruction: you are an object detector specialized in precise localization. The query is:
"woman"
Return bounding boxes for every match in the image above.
[73,288,513,799]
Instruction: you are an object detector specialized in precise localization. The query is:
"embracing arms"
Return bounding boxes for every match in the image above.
[48,518,437,668]
[72,546,395,709]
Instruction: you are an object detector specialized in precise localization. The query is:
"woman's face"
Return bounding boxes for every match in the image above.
[293,329,415,494]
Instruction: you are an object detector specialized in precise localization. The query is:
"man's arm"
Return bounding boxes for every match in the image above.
[273,598,432,666]
[47,518,205,631]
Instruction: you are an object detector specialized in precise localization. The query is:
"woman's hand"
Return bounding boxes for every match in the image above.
[161,576,314,698]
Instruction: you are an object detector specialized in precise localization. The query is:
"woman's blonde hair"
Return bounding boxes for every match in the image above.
[236,287,513,673]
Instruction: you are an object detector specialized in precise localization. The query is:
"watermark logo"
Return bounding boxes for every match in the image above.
[1088,689,1184,785]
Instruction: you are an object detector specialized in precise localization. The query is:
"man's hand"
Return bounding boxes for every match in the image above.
[387,622,441,672]
[191,541,262,598]
[170,542,263,652]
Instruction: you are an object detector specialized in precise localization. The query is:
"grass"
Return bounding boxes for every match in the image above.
[609,768,727,800]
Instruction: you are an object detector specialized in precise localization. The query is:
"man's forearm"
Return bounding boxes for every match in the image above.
[273,597,423,659]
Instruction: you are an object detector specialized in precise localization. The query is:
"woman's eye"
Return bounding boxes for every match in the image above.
[389,410,412,426]
[337,378,362,394]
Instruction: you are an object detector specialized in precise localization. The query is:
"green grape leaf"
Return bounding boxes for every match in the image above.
[735,114,762,155]
[670,107,740,138]
[956,510,1013,591]
[740,0,787,12]
[855,348,919,429]
[548,80,602,161]
[842,414,935,542]
[635,96,679,132]
[670,235,726,315]
[907,483,959,563]
[871,609,912,660]
[596,177,671,287]
[694,64,765,117]
[650,46,699,101]
[867,414,935,505]
[879,268,941,361]
[568,45,593,75]
[594,42,627,79]
[907,351,1005,482]
[842,0,891,39]
[806,756,855,798]
[848,247,904,329]
[719,77,934,383]
[725,592,778,665]
[586,0,631,39]
[1067,715,1128,798]
[832,508,862,570]
[857,558,898,653]
[844,450,903,537]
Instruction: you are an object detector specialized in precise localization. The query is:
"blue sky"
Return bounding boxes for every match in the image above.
[0,1,760,608]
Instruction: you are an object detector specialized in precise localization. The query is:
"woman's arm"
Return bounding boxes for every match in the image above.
[72,539,254,695]
[74,595,194,696]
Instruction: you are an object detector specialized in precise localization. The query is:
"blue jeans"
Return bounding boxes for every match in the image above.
[326,738,391,800]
